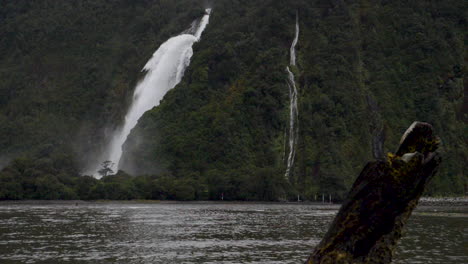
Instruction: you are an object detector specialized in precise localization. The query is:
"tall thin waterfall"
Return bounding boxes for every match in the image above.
[285,14,299,180]
[290,14,299,66]
[92,9,211,176]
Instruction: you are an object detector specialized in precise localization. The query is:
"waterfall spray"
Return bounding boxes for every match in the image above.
[90,9,211,176]
[284,13,299,180]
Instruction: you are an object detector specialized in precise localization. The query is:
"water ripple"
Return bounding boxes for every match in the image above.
[0,202,465,263]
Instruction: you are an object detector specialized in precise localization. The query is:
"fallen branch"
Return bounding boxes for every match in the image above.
[306,122,441,264]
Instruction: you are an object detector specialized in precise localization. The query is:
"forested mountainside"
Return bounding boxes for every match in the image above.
[0,0,465,200]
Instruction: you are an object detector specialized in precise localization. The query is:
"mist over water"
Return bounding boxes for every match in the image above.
[88,9,211,176]
[285,14,299,179]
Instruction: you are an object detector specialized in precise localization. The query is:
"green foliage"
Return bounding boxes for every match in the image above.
[122,0,465,199]
[0,0,465,200]
[0,154,78,200]
[0,0,204,170]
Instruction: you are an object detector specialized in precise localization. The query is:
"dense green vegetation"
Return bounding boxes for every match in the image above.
[0,0,466,201]
[0,156,282,201]
[0,0,204,171]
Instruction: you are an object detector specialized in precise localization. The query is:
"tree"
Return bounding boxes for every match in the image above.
[98,160,114,177]
[306,122,441,263]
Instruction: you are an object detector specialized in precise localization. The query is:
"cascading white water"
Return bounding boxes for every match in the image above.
[290,13,299,66]
[284,67,299,179]
[284,13,299,180]
[92,9,211,176]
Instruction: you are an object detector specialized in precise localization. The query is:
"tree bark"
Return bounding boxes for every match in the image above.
[306,122,441,264]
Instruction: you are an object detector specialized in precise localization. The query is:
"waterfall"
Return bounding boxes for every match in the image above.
[91,9,211,176]
[284,67,299,179]
[284,13,299,180]
[290,13,299,66]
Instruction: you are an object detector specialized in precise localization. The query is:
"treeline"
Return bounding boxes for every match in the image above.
[0,156,311,201]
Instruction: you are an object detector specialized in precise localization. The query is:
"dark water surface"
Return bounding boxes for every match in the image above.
[0,202,466,263]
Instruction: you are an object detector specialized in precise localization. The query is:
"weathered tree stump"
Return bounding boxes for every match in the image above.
[306,122,441,264]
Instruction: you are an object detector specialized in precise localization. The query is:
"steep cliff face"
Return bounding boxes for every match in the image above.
[121,0,466,198]
[121,0,295,200]
[0,0,465,199]
[0,0,204,170]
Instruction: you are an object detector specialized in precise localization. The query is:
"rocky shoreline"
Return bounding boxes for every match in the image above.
[418,196,468,206]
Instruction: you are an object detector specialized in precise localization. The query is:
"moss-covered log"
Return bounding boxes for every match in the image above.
[306,122,441,264]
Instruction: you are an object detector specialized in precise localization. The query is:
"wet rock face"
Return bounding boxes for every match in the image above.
[306,122,441,264]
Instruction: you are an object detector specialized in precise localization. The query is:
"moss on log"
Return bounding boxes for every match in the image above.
[306,122,441,264]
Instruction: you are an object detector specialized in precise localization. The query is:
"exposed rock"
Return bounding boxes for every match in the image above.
[305,122,441,264]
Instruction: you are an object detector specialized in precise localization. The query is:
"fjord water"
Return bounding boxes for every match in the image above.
[0,202,466,264]
[93,9,211,175]
[284,14,299,179]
